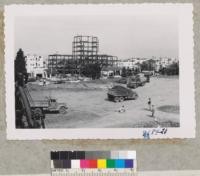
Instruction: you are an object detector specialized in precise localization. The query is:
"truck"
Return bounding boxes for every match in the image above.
[24,87,68,114]
[107,85,138,102]
[127,74,147,89]
[142,71,153,82]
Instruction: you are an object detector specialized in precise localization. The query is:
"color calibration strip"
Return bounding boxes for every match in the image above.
[51,151,136,175]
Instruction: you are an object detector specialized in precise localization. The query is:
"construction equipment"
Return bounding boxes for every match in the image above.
[127,74,147,89]
[15,84,45,128]
[25,86,68,114]
[107,85,138,102]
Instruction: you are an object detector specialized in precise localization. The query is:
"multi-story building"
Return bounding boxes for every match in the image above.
[72,35,119,67]
[48,54,74,75]
[72,35,99,64]
[48,35,119,75]
[97,54,118,67]
[25,54,47,78]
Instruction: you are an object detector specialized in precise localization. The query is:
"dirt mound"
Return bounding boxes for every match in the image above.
[157,105,179,114]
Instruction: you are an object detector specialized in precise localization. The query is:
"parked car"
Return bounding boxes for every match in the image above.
[107,85,138,102]
[115,77,127,84]
[127,74,147,88]
[142,71,152,82]
[136,73,147,86]
[127,81,138,89]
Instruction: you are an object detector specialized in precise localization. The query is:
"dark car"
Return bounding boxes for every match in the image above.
[127,81,138,89]
[127,74,147,89]
[115,77,127,84]
[107,85,138,102]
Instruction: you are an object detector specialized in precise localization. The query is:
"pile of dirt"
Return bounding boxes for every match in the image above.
[157,105,179,114]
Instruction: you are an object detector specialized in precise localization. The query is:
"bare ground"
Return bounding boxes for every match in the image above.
[28,76,179,128]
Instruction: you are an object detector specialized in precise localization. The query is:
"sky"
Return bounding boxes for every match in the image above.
[14,6,179,59]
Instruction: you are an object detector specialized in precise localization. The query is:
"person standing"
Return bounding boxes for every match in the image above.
[43,79,46,86]
[151,105,155,116]
[151,105,157,121]
[148,98,151,110]
[119,105,126,113]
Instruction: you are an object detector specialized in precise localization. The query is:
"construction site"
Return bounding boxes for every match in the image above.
[15,35,180,129]
[48,35,119,76]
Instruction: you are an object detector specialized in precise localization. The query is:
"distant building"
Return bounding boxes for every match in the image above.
[153,57,179,72]
[101,66,121,77]
[47,54,119,76]
[72,35,99,62]
[96,54,119,67]
[48,35,119,75]
[25,54,47,78]
[119,58,138,69]
[159,57,178,67]
[48,54,74,75]
[117,58,149,69]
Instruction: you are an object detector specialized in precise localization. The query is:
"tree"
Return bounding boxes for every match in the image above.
[141,59,156,71]
[80,63,101,79]
[15,49,28,85]
[166,62,179,75]
[126,67,133,76]
[121,67,127,77]
[159,62,179,75]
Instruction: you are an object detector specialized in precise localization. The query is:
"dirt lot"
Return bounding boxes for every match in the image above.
[28,76,179,128]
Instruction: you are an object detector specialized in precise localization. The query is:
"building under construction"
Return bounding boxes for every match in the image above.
[48,54,75,75]
[48,35,118,75]
[73,35,99,63]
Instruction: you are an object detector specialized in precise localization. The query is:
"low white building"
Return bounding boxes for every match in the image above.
[117,58,149,69]
[25,54,47,78]
[114,57,178,73]
[153,57,179,71]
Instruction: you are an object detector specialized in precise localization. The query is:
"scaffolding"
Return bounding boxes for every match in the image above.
[72,35,99,65]
[48,54,75,75]
[48,35,119,76]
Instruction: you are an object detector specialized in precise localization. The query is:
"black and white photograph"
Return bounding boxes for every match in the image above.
[5,4,195,139]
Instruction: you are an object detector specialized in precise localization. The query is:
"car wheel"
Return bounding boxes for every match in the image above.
[114,97,120,103]
[59,106,67,114]
[119,97,125,102]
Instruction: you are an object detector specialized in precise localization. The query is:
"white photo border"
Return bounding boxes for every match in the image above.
[5,4,195,139]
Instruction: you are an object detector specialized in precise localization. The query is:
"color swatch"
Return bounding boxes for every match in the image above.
[51,151,136,170]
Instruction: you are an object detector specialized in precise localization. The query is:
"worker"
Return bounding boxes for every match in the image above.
[148,98,151,110]
[151,105,157,121]
[43,79,46,86]
[118,105,126,113]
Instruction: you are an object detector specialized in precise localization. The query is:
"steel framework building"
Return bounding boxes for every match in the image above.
[72,35,99,64]
[48,54,75,75]
[48,35,119,75]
